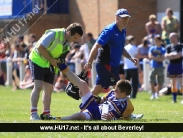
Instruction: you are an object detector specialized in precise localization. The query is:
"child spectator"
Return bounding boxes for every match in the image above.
[148,35,165,100]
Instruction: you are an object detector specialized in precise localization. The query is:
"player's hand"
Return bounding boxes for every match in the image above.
[101,113,113,121]
[131,58,139,66]
[50,58,59,67]
[84,62,92,71]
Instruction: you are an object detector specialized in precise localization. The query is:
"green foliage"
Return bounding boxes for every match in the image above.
[0,86,183,137]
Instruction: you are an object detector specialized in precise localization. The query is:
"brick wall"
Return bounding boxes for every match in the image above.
[27,14,70,39]
[69,0,118,39]
[24,0,157,45]
[69,0,157,44]
[118,0,157,44]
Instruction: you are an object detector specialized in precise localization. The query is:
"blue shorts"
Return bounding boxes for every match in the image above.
[95,63,120,89]
[167,63,182,78]
[79,95,101,120]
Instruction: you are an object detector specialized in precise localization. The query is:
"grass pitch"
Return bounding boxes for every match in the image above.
[0,85,183,138]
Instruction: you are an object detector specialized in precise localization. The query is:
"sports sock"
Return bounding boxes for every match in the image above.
[172,92,177,102]
[42,110,50,116]
[31,107,37,115]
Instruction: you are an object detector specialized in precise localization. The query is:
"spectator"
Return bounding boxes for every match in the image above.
[53,73,67,92]
[148,35,165,100]
[124,35,141,98]
[164,33,183,103]
[161,8,179,45]
[65,42,81,73]
[16,35,29,61]
[146,14,161,45]
[119,36,131,81]
[19,65,34,89]
[0,37,11,85]
[86,33,96,51]
[12,43,26,90]
[137,36,150,88]
[28,33,37,47]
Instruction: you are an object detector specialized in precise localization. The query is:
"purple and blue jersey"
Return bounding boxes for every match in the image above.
[79,91,128,120]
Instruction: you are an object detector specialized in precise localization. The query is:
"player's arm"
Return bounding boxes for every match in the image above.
[123,48,133,61]
[165,52,182,60]
[38,32,59,67]
[148,47,160,61]
[38,45,59,67]
[88,43,101,64]
[123,48,139,65]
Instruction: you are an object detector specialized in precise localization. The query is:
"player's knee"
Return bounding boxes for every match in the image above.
[79,80,89,94]
[33,82,43,92]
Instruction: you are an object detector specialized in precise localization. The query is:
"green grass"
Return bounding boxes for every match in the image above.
[0,85,183,137]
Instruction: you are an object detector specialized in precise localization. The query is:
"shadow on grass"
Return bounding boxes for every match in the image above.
[130,118,169,122]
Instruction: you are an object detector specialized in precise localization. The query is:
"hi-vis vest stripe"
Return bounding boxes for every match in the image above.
[29,28,70,71]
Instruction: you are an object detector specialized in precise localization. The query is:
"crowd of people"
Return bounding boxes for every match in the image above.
[0,7,182,120]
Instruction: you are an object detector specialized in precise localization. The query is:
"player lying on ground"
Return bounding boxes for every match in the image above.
[40,64,143,120]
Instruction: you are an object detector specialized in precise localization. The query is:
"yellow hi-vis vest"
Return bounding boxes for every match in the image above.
[29,28,70,73]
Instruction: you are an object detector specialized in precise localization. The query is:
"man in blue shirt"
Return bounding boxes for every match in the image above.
[84,8,138,96]
[148,35,166,100]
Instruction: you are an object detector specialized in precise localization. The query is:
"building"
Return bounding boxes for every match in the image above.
[0,0,181,45]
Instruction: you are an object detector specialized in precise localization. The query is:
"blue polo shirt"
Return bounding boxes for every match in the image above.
[96,22,126,66]
[149,46,166,68]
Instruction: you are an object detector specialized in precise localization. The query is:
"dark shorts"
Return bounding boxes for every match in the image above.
[119,64,124,74]
[167,63,182,78]
[29,60,55,84]
[0,60,7,73]
[95,63,120,89]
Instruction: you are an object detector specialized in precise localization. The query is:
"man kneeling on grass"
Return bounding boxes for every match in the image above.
[41,64,143,120]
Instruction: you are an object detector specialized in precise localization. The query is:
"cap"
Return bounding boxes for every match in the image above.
[116,8,131,18]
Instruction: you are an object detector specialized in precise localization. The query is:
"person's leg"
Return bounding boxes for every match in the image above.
[170,78,178,103]
[61,112,87,120]
[138,64,143,90]
[91,85,103,96]
[42,82,54,115]
[119,64,125,80]
[41,65,55,115]
[177,77,183,104]
[149,68,156,99]
[29,60,45,120]
[93,64,114,95]
[157,68,164,98]
[62,69,90,95]
[30,80,44,119]
[125,69,131,81]
[130,69,139,98]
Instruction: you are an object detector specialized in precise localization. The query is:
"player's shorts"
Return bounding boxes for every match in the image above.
[79,93,101,120]
[96,63,120,89]
[167,63,182,78]
[149,67,164,85]
[29,60,55,84]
